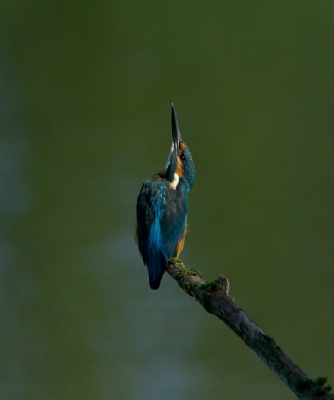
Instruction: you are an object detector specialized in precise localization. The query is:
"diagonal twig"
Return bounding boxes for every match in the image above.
[166,259,333,400]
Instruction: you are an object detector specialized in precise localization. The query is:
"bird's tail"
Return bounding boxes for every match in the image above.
[147,251,167,290]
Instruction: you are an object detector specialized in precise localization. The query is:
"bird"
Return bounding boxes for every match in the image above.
[136,104,195,290]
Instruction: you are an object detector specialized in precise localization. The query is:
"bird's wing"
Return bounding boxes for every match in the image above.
[136,176,189,251]
[136,178,166,260]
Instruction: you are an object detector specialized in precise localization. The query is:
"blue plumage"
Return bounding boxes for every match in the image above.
[136,105,195,289]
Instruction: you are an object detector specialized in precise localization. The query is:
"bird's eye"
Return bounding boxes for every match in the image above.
[180,153,186,162]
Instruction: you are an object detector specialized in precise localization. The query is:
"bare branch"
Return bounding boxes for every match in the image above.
[166,259,333,400]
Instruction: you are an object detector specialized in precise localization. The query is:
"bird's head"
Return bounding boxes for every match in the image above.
[162,104,195,191]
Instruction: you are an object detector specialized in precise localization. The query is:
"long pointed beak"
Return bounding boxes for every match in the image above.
[171,103,182,152]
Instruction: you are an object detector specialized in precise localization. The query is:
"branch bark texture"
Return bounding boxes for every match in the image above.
[166,259,333,400]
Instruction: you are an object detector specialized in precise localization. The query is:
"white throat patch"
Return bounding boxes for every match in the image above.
[169,173,179,190]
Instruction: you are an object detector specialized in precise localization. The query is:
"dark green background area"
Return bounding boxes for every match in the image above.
[1,2,333,399]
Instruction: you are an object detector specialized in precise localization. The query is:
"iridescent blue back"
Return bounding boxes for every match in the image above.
[136,177,189,289]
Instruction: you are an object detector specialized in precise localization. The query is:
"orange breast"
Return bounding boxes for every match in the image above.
[174,219,188,258]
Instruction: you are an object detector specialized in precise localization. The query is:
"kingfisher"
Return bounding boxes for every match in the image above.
[136,104,195,290]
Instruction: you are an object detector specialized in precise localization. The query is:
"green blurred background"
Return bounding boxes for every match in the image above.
[1,1,333,399]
